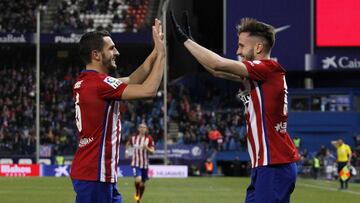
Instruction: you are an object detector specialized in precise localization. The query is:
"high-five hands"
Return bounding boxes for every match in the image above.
[152,18,164,53]
[170,11,193,43]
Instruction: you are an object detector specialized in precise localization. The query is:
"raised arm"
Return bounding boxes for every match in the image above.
[119,48,157,84]
[121,18,165,100]
[184,40,249,78]
[170,11,249,80]
[331,140,339,148]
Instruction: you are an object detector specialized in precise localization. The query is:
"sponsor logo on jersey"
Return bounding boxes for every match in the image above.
[275,121,287,134]
[104,76,122,89]
[78,137,94,147]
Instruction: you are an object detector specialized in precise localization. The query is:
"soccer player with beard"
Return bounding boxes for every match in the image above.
[171,13,300,203]
[125,123,155,203]
[70,19,164,203]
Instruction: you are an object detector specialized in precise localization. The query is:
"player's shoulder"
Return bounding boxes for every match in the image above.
[245,59,285,71]
[262,59,285,72]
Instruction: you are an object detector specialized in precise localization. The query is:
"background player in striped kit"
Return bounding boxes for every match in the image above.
[171,12,300,203]
[70,18,164,203]
[125,123,155,203]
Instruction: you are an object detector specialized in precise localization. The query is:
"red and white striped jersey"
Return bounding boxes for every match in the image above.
[70,70,127,183]
[129,135,154,169]
[239,60,300,168]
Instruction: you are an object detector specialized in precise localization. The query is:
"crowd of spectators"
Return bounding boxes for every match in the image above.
[0,50,78,157]
[52,0,149,33]
[0,0,39,33]
[0,0,150,34]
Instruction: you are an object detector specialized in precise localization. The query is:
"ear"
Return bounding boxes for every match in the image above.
[255,42,264,54]
[91,50,101,61]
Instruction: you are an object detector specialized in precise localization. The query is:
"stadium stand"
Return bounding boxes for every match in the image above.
[51,0,150,33]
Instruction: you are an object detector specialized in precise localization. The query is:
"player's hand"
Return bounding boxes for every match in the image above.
[170,11,191,43]
[152,18,164,54]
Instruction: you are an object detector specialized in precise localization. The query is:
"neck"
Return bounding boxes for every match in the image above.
[255,54,271,60]
[86,63,107,74]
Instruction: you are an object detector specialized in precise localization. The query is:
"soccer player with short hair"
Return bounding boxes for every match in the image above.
[70,18,164,203]
[125,123,155,203]
[171,12,300,203]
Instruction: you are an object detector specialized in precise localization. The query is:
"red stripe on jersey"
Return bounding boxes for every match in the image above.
[130,135,152,169]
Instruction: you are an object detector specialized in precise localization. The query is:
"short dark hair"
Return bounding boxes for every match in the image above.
[237,18,275,52]
[79,30,111,64]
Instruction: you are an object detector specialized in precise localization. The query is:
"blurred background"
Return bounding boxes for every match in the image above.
[0,0,359,183]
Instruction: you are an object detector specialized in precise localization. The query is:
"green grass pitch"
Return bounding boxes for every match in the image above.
[0,177,359,203]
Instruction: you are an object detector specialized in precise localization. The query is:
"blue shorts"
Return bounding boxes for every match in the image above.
[245,162,297,203]
[132,167,149,182]
[72,179,122,203]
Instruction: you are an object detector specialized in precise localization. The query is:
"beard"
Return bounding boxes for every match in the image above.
[241,49,255,61]
[102,53,117,69]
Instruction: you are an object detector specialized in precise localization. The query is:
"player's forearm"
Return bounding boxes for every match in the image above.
[184,40,249,77]
[184,40,222,71]
[127,49,157,84]
[141,52,165,97]
[206,66,243,81]
[146,147,155,154]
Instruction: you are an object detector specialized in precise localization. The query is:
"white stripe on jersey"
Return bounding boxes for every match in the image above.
[131,136,150,169]
[247,137,254,167]
[115,106,122,179]
[110,101,119,182]
[100,102,112,182]
[248,88,259,167]
[254,81,268,166]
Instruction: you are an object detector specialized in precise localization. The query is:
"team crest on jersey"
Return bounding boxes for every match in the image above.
[104,76,122,89]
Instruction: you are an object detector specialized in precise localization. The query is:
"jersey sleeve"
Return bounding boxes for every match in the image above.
[243,60,272,81]
[147,136,154,148]
[98,76,127,100]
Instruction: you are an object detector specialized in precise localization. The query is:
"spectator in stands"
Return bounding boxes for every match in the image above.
[208,125,222,151]
[204,158,214,176]
[331,139,352,190]
[171,13,300,203]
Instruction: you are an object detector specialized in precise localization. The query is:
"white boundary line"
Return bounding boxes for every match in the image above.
[297,183,360,196]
